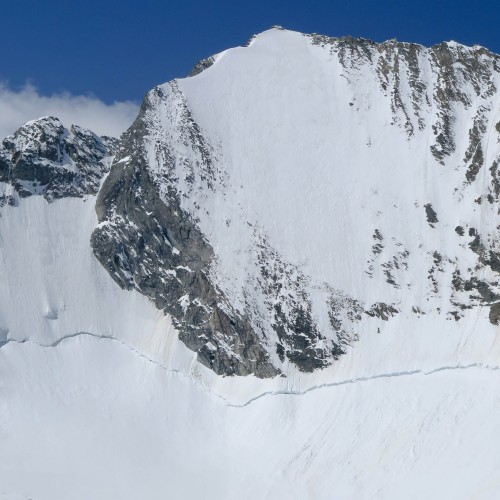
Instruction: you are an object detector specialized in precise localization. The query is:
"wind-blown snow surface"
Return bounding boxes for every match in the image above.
[175,28,500,346]
[2,27,500,499]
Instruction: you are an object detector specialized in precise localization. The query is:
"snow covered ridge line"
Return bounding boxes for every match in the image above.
[91,27,500,378]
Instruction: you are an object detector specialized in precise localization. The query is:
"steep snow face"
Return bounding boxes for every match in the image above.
[94,28,500,377]
[0,117,176,359]
[0,195,164,348]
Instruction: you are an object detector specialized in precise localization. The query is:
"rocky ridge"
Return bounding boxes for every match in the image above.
[0,116,117,205]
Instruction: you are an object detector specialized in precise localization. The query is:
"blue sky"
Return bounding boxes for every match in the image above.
[0,0,498,138]
[2,0,499,103]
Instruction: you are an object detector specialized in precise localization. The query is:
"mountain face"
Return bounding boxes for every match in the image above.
[2,28,500,378]
[91,28,500,377]
[3,27,500,500]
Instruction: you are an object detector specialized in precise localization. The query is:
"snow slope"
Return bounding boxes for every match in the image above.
[2,334,500,500]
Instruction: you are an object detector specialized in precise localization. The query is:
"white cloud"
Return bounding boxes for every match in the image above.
[0,83,140,139]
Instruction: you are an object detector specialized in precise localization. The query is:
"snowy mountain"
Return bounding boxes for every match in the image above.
[93,27,500,377]
[2,27,500,499]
